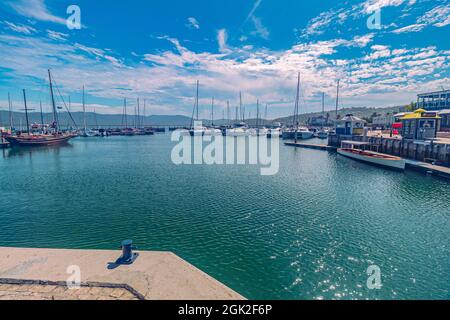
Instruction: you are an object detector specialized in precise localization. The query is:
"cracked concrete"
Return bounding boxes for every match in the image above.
[0,247,244,300]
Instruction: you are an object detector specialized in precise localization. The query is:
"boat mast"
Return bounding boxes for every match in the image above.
[211,97,214,127]
[137,98,140,128]
[256,99,260,129]
[143,99,146,127]
[294,73,301,143]
[8,92,13,131]
[239,92,242,121]
[82,86,87,132]
[196,80,199,121]
[40,101,44,128]
[293,72,300,128]
[22,89,31,136]
[48,69,59,133]
[227,101,230,126]
[335,79,340,125]
[123,98,128,128]
[322,92,325,129]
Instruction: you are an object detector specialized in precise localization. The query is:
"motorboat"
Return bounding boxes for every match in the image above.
[337,141,406,170]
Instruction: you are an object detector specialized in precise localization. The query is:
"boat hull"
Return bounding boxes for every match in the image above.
[5,134,76,147]
[337,148,406,170]
[282,131,313,140]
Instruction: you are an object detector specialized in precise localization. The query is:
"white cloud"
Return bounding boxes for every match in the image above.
[3,21,36,34]
[6,0,67,25]
[46,30,69,41]
[0,28,448,116]
[217,29,228,52]
[186,17,200,29]
[418,4,450,27]
[392,23,426,33]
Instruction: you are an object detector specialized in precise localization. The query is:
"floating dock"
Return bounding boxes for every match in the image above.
[405,160,450,179]
[285,141,450,179]
[284,142,336,151]
[0,247,244,300]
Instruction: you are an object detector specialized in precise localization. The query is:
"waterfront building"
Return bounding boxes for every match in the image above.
[335,114,365,135]
[438,110,450,132]
[372,113,395,129]
[399,109,441,140]
[417,89,450,111]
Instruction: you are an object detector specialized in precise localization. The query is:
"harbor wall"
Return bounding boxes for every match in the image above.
[328,134,450,166]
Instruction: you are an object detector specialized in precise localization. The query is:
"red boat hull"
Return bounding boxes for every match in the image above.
[5,134,77,147]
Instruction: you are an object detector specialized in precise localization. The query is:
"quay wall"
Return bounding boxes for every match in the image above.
[328,134,450,166]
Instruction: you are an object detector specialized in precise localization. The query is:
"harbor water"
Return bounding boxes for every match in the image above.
[0,134,449,299]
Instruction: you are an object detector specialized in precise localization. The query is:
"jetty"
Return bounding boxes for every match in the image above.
[284,142,336,151]
[0,247,244,300]
[405,159,450,179]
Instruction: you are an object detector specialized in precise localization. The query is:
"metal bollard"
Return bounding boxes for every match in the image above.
[116,239,139,265]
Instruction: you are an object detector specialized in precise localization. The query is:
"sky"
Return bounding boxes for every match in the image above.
[0,0,449,119]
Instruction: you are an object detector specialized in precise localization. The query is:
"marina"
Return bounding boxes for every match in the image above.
[0,0,449,303]
[1,134,449,300]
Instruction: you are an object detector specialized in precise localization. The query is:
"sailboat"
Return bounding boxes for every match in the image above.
[189,81,209,136]
[80,86,96,137]
[5,70,77,147]
[247,100,268,136]
[283,73,313,140]
[203,97,221,136]
[316,92,329,139]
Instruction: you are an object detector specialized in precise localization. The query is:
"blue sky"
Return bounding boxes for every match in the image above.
[0,0,449,119]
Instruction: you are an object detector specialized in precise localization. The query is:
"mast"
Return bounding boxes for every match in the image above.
[22,89,30,135]
[211,97,214,127]
[293,72,300,128]
[335,79,340,124]
[8,92,13,130]
[143,99,146,127]
[40,101,44,128]
[265,104,268,120]
[322,92,325,129]
[94,107,98,129]
[239,92,242,121]
[124,98,128,128]
[227,101,230,126]
[48,69,59,133]
[82,86,87,132]
[137,98,140,128]
[195,80,199,121]
[256,99,260,129]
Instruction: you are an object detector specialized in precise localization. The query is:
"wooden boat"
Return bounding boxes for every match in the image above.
[5,133,76,146]
[7,70,77,147]
[337,141,405,170]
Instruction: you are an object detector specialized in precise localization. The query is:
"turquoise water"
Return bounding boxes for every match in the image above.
[0,135,449,300]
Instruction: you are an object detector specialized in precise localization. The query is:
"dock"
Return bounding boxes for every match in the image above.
[284,141,450,180]
[405,160,450,179]
[284,142,336,151]
[0,247,244,300]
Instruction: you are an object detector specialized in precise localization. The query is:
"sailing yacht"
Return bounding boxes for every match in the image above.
[5,70,77,147]
[282,73,313,140]
[227,122,249,136]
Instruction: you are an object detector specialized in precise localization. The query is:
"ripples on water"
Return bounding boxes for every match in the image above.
[0,135,449,299]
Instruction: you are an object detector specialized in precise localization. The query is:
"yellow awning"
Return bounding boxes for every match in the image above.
[400,109,441,120]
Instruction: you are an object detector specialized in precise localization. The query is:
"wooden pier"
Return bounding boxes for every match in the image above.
[284,142,336,151]
[405,160,450,179]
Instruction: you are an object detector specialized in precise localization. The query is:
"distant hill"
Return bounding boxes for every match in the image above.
[0,105,406,129]
[273,105,406,125]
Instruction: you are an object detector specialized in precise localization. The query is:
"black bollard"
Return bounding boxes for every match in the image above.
[116,239,139,265]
